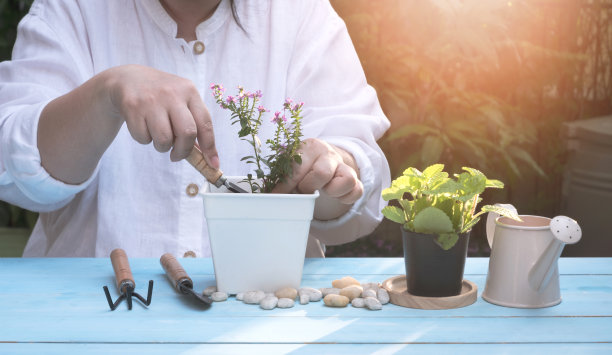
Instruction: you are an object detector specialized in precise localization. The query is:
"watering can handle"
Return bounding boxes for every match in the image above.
[486,203,518,248]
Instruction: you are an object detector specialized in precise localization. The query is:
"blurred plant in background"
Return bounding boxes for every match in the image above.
[327,0,612,257]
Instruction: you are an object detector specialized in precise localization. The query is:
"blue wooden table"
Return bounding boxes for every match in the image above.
[0,257,610,354]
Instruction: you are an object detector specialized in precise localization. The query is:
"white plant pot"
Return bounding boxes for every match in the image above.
[201,177,319,294]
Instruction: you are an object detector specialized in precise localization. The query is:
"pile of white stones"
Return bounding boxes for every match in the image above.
[201,276,390,311]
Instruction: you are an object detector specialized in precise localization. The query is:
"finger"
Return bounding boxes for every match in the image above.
[168,106,197,162]
[146,111,174,153]
[270,146,319,194]
[297,155,338,194]
[322,163,358,198]
[336,180,364,205]
[124,112,152,145]
[189,96,219,169]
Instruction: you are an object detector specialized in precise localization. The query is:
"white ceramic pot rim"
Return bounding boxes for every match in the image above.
[496,215,551,231]
[200,190,319,200]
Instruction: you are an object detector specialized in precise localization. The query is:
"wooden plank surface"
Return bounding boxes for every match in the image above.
[0,258,610,350]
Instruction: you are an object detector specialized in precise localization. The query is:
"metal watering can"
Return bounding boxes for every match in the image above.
[482,204,582,308]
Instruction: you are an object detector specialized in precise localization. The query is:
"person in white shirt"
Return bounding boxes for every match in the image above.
[0,0,391,257]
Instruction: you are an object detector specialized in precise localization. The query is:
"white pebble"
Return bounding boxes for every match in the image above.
[236,292,244,301]
[277,298,295,308]
[299,294,309,305]
[320,287,341,297]
[211,291,228,302]
[299,287,322,302]
[265,292,275,298]
[260,296,278,310]
[362,289,377,299]
[377,288,390,305]
[202,286,217,296]
[365,296,382,310]
[351,297,365,308]
[243,290,266,304]
[361,282,380,291]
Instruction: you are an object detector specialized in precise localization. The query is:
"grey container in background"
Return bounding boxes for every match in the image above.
[562,115,612,256]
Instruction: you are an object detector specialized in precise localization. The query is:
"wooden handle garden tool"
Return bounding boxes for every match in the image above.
[102,248,153,311]
[160,253,212,307]
[186,145,247,193]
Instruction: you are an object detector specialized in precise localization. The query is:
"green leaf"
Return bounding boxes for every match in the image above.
[435,233,459,250]
[382,186,404,201]
[423,164,445,178]
[477,205,522,221]
[382,206,406,224]
[398,199,413,216]
[485,178,504,188]
[413,207,454,234]
[460,216,481,233]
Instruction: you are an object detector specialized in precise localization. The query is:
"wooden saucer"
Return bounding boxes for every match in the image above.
[382,275,477,310]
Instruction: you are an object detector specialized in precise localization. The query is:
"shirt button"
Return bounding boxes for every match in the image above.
[193,41,205,55]
[183,251,196,258]
[186,183,199,197]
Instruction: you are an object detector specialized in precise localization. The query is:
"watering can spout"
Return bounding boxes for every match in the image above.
[528,216,582,291]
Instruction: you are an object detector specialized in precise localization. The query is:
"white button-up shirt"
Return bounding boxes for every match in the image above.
[0,0,390,257]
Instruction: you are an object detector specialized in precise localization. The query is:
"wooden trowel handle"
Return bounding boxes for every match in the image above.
[110,248,134,292]
[186,146,223,186]
[160,253,192,291]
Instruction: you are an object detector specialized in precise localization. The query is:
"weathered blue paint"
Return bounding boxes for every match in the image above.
[0,258,610,353]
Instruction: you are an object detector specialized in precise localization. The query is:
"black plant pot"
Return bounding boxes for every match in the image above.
[402,228,470,297]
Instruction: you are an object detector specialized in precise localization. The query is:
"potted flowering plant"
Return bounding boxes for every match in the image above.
[201,85,318,294]
[382,164,520,297]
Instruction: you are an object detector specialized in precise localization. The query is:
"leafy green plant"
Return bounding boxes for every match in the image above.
[211,84,303,193]
[382,164,520,250]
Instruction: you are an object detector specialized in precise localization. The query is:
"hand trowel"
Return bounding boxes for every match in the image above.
[186,145,248,193]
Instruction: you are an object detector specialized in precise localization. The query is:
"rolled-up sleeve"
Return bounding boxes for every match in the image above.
[287,0,391,246]
[0,2,95,211]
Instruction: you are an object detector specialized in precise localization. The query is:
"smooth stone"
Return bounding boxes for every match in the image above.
[236,292,244,301]
[277,298,295,308]
[202,286,217,296]
[260,296,278,310]
[377,288,390,305]
[323,294,350,307]
[332,276,360,289]
[340,285,363,301]
[364,296,382,310]
[265,292,275,298]
[320,287,341,297]
[211,291,228,302]
[275,287,298,300]
[299,294,309,305]
[362,289,377,299]
[243,290,266,304]
[351,297,365,308]
[299,287,322,302]
[361,282,380,291]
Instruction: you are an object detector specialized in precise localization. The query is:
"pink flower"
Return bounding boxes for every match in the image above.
[272,111,287,124]
[292,102,304,111]
[254,90,262,98]
[226,96,237,104]
[257,105,267,113]
[283,98,293,109]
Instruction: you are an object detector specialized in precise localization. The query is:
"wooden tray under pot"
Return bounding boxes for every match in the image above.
[382,275,477,310]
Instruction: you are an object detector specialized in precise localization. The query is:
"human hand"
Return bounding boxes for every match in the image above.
[271,138,363,205]
[106,64,218,166]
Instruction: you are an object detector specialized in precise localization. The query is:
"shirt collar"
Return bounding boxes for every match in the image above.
[141,0,231,41]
